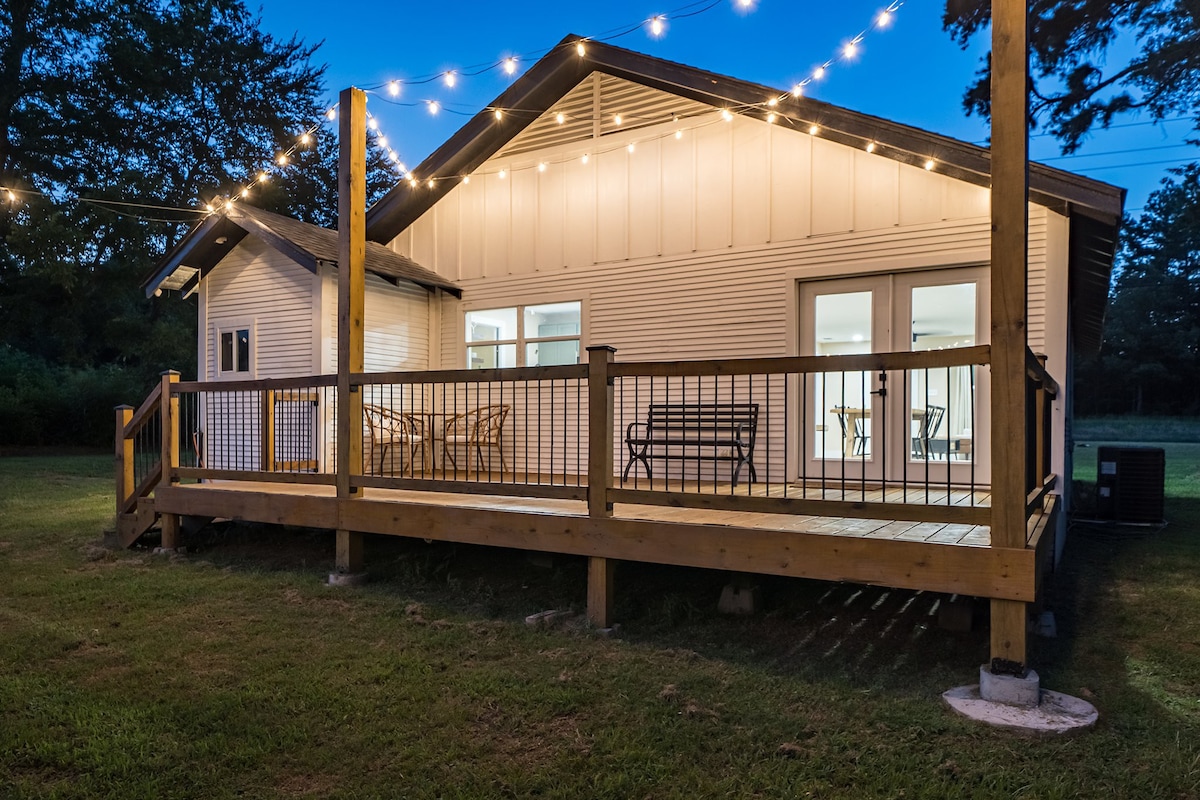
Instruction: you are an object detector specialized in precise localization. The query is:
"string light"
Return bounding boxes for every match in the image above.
[5,189,16,202]
[197,0,903,220]
[538,162,547,172]
[808,124,819,135]
[581,154,589,164]
[924,159,935,170]
[499,169,507,179]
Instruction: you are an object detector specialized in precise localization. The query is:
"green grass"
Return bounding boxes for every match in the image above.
[2,447,1199,799]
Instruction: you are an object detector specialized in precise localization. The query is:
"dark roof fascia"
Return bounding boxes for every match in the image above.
[365,35,1126,243]
[366,35,593,243]
[141,214,247,297]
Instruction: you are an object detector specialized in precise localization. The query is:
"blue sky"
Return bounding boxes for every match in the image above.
[256,0,1194,214]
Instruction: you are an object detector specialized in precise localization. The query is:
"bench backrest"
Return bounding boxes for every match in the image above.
[645,403,759,442]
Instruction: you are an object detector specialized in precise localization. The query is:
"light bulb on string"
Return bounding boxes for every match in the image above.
[792,84,804,98]
[556,112,565,124]
[674,130,683,139]
[924,159,935,170]
[627,143,635,153]
[367,117,379,131]
[721,109,733,122]
[648,15,666,38]
[276,154,288,166]
[204,202,214,212]
[258,172,268,183]
[614,114,622,126]
[767,97,778,108]
[378,136,388,148]
[427,179,434,188]
[494,109,503,121]
[443,71,456,88]
[388,80,401,97]
[241,188,250,198]
[462,175,470,184]
[503,57,517,75]
[877,9,893,28]
[325,107,336,121]
[225,200,233,211]
[300,132,312,145]
[498,169,507,179]
[766,112,776,124]
[538,162,547,172]
[813,65,827,80]
[843,40,858,59]
[581,154,589,164]
[576,40,586,56]
[427,100,439,115]
[808,124,819,135]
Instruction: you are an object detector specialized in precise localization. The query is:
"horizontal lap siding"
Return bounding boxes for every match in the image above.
[322,272,431,373]
[204,238,314,380]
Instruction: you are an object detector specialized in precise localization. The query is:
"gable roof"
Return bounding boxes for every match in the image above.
[365,35,1124,353]
[365,34,1125,244]
[144,204,460,298]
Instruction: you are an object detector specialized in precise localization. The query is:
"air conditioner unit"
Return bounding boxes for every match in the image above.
[1096,446,1165,523]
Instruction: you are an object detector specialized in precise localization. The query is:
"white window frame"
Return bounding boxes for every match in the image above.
[462,299,585,369]
[214,318,256,379]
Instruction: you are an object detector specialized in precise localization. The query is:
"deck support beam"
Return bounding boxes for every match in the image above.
[334,86,367,579]
[587,557,616,628]
[160,513,181,551]
[988,0,1030,672]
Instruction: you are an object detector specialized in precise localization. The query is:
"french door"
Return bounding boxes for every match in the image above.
[799,268,989,484]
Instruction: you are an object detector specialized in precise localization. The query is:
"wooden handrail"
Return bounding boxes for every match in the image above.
[1025,350,1060,397]
[175,374,337,393]
[122,382,162,439]
[356,363,588,386]
[611,345,991,378]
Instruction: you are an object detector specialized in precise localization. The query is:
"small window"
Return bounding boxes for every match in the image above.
[218,326,252,374]
[465,302,581,368]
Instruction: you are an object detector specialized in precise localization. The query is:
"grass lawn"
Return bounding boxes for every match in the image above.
[2,439,1198,799]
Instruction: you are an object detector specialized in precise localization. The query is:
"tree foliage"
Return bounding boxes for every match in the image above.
[1077,165,1200,415]
[943,0,1200,150]
[0,0,393,445]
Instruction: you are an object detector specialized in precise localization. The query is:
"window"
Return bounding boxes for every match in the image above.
[218,326,252,375]
[465,301,581,369]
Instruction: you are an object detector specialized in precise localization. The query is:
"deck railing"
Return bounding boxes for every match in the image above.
[124,344,1061,536]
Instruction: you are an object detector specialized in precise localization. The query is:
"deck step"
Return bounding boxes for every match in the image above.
[116,499,159,549]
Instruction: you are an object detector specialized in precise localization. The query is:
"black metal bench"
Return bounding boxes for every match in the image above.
[622,403,759,488]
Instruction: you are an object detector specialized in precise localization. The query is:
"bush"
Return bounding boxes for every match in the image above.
[0,347,151,447]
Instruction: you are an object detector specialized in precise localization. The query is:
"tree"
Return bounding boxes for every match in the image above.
[1076,165,1200,415]
[0,0,394,444]
[943,0,1200,150]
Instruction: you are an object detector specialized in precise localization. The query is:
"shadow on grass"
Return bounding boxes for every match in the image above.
[168,518,992,695]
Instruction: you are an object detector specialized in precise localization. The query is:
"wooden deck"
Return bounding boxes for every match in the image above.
[153,476,1046,604]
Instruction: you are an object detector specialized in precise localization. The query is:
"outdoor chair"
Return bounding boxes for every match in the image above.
[364,404,427,476]
[835,409,869,456]
[442,404,511,476]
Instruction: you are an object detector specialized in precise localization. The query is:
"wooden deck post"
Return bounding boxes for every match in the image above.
[335,86,367,577]
[586,345,617,628]
[989,0,1030,673]
[114,405,134,513]
[261,388,275,473]
[160,370,180,484]
[159,370,181,550]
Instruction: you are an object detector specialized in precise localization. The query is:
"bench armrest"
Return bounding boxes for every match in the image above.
[625,420,649,441]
